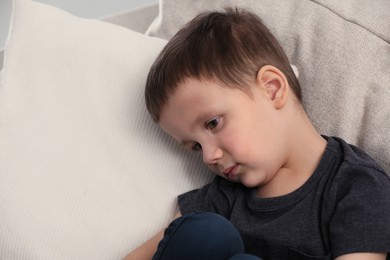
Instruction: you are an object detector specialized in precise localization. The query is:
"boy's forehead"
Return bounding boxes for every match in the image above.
[182,76,255,98]
[167,77,255,106]
[160,79,218,125]
[168,77,207,102]
[163,80,208,117]
[163,77,254,118]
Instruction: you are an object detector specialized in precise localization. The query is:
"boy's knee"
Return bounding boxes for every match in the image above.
[182,212,243,244]
[154,212,245,260]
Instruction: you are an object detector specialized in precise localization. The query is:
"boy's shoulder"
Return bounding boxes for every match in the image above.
[322,136,390,221]
[326,136,389,182]
[321,136,390,257]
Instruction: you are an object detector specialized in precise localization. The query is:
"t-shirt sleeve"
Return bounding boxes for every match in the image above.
[178,176,240,218]
[329,165,390,257]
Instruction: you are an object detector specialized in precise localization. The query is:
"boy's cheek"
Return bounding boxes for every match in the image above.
[207,164,220,174]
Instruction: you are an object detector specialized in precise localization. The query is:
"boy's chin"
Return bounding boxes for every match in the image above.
[220,174,243,185]
[239,177,261,189]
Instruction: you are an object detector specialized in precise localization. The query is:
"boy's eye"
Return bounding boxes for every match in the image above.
[191,142,202,151]
[205,117,220,130]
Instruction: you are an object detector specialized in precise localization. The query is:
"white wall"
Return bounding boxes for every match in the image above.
[0,0,158,49]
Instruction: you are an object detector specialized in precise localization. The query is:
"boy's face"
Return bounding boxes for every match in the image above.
[159,77,290,190]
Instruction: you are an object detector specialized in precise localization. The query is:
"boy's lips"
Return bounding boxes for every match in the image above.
[223,164,239,179]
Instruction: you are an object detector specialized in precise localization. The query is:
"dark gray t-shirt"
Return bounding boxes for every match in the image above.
[178,137,390,259]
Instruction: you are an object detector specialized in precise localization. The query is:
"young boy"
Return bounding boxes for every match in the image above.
[125,8,390,260]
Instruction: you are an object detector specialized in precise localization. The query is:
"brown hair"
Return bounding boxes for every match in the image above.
[145,8,301,122]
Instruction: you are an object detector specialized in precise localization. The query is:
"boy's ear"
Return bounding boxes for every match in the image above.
[256,65,289,109]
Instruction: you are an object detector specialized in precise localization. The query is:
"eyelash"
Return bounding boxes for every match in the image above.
[190,116,222,152]
[205,117,221,131]
[191,143,202,151]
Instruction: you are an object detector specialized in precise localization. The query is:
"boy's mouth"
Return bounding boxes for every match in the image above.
[223,164,239,179]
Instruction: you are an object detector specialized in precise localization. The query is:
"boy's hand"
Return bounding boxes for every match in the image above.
[123,229,164,260]
[123,211,182,260]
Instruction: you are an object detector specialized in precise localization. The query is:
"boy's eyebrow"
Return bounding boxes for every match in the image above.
[175,116,206,148]
[179,140,193,150]
[193,111,213,128]
[180,140,190,146]
[175,110,217,147]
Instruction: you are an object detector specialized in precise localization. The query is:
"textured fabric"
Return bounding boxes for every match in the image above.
[178,137,390,259]
[146,0,390,174]
[0,0,212,259]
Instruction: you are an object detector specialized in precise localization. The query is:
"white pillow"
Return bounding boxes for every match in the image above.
[147,0,390,174]
[0,0,211,259]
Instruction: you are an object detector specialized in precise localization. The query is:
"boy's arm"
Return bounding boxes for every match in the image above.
[336,253,386,260]
[123,212,182,260]
[122,229,164,260]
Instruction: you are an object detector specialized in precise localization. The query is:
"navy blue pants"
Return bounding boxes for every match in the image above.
[153,212,262,260]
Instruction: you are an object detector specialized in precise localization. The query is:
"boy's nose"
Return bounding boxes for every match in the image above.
[202,145,223,165]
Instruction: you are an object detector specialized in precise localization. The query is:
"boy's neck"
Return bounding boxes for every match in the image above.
[256,108,327,198]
